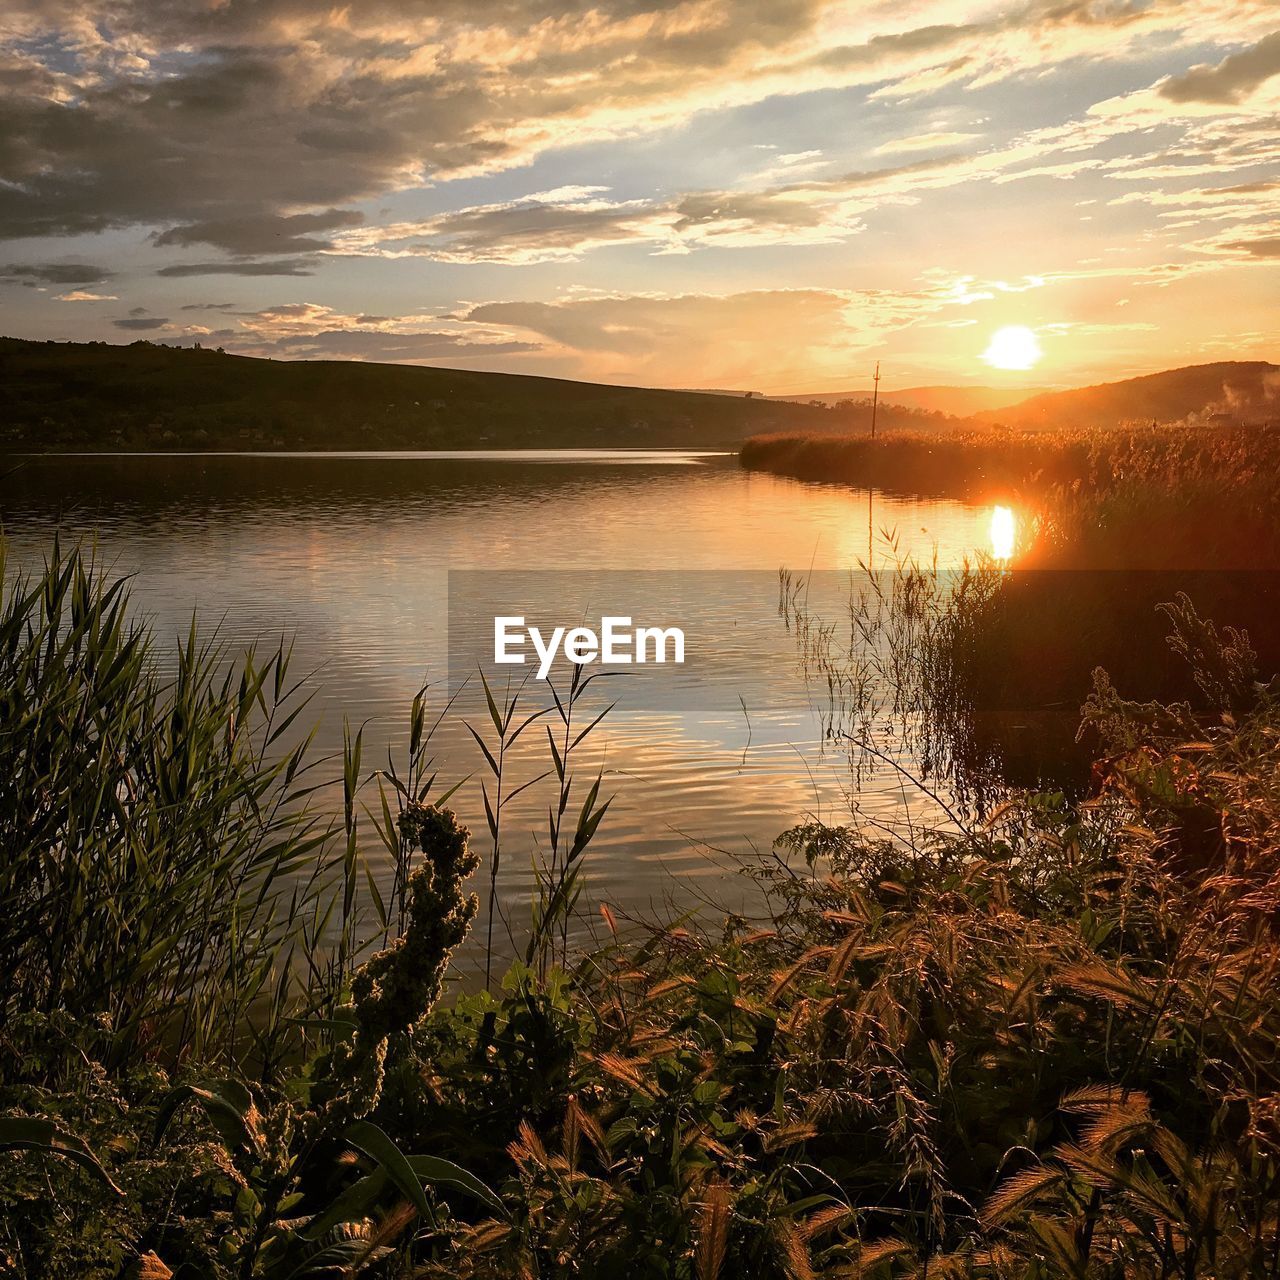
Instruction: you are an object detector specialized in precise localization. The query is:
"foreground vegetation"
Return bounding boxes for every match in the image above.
[4,548,1280,1278]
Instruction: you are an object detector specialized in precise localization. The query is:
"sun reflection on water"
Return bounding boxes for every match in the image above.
[990,505,1016,561]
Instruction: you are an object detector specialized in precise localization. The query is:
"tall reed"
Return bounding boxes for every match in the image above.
[0,542,357,1074]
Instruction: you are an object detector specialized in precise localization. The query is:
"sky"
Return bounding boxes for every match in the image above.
[0,1,1276,394]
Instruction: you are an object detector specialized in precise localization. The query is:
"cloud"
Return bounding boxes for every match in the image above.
[873,131,982,155]
[55,289,118,301]
[0,0,1274,246]
[156,259,317,277]
[669,187,859,245]
[461,287,928,385]
[335,194,676,264]
[216,300,542,363]
[1,262,114,285]
[0,2,825,239]
[113,316,169,330]
[1218,232,1280,258]
[152,209,365,255]
[333,179,868,263]
[456,255,1262,386]
[368,128,1258,269]
[325,58,1280,269]
[1160,30,1280,105]
[244,329,541,362]
[0,2,1276,388]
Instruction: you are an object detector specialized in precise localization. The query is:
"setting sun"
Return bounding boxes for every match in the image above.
[982,326,1043,371]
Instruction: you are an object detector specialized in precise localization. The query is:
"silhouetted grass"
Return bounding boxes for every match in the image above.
[741,427,1092,499]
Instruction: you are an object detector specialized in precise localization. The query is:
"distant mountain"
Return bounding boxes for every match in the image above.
[968,362,1280,430]
[770,385,1054,416]
[0,337,869,452]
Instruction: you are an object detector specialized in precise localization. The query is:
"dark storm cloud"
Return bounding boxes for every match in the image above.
[1160,30,1280,105]
[156,259,317,277]
[113,316,169,329]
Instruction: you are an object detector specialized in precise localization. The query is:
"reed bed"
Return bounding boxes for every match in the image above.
[741,422,1280,569]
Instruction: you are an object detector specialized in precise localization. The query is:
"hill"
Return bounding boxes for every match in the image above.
[0,337,937,452]
[771,384,1054,415]
[969,361,1279,430]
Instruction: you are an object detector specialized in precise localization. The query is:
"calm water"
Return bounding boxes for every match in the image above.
[0,450,1012,956]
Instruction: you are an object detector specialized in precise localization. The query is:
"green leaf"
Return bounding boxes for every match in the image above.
[465,722,500,777]
[547,728,565,781]
[342,1123,508,1222]
[406,1154,508,1217]
[303,1170,388,1239]
[479,669,504,736]
[154,1080,256,1153]
[0,1116,124,1196]
[344,1120,432,1221]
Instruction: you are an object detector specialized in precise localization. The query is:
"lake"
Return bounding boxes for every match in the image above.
[0,450,1016,962]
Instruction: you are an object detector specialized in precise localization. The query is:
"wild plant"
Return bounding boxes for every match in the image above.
[526,661,615,980]
[151,802,501,1279]
[0,541,351,1075]
[360,679,470,943]
[463,670,551,988]
[780,556,1010,823]
[8,538,1280,1278]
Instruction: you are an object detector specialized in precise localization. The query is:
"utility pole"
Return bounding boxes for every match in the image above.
[868,361,879,568]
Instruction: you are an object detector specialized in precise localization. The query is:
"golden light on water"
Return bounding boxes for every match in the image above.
[990,505,1016,560]
[982,325,1043,371]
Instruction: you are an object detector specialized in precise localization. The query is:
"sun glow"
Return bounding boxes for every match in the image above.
[982,325,1042,371]
[990,505,1016,561]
